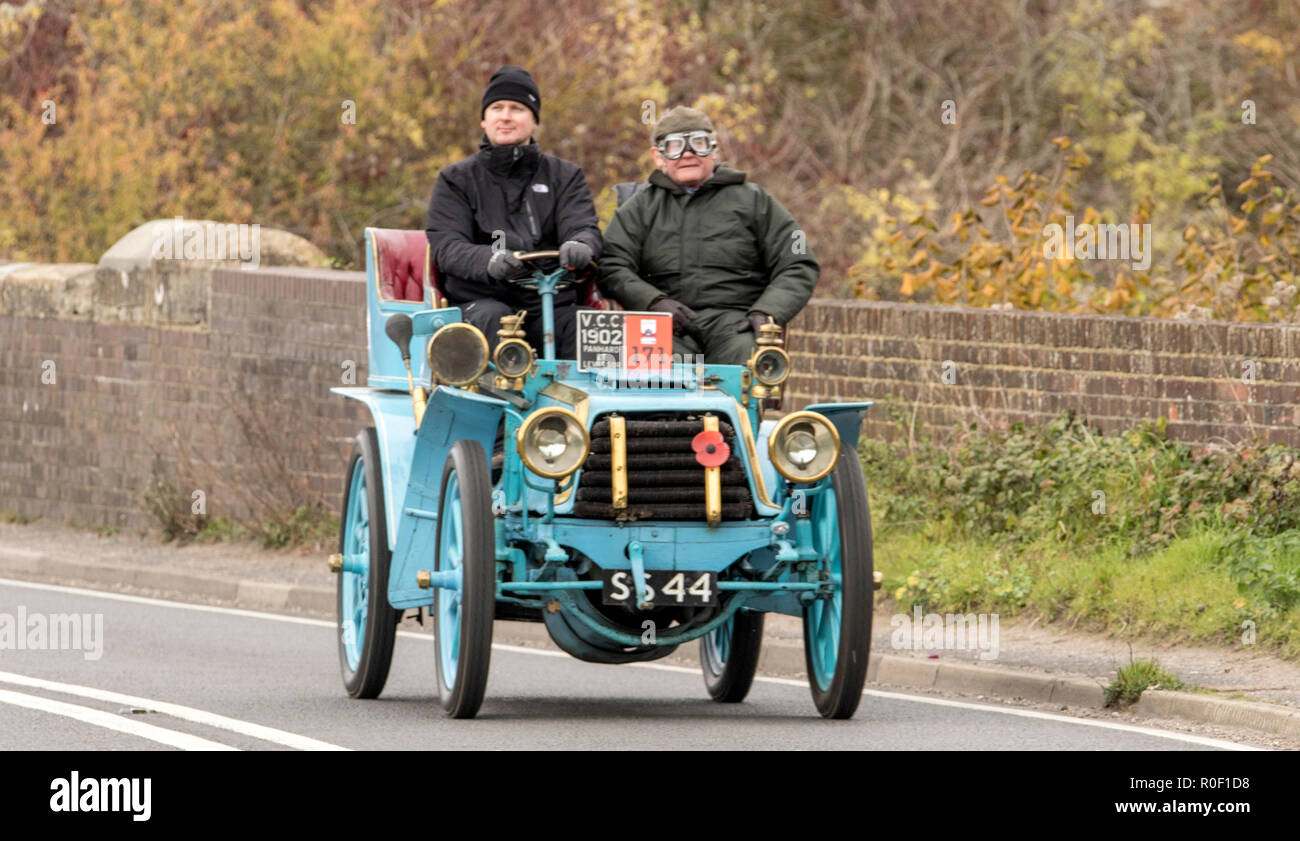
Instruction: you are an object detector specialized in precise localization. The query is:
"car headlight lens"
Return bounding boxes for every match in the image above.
[536,417,568,459]
[427,323,489,387]
[493,338,534,378]
[517,407,589,478]
[786,425,818,466]
[768,411,839,482]
[750,346,790,387]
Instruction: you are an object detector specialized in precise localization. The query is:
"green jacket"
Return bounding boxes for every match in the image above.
[597,165,818,324]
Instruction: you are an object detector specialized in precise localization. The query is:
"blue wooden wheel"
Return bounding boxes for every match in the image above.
[801,444,873,719]
[806,483,842,691]
[702,616,732,670]
[436,472,464,690]
[341,457,369,673]
[432,439,494,718]
[700,608,764,702]
[337,427,398,699]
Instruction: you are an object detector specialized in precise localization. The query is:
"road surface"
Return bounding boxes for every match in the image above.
[0,579,1251,750]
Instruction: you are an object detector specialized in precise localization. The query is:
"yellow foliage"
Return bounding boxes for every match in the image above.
[2,0,1299,325]
[1233,29,1287,69]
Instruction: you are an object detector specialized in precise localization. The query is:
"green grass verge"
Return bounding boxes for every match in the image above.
[876,524,1300,657]
[865,412,1300,657]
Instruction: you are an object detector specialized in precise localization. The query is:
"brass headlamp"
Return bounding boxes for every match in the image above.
[748,319,789,402]
[768,411,840,483]
[516,407,590,479]
[427,322,489,388]
[492,310,535,390]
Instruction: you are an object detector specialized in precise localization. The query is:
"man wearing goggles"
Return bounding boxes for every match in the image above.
[598,106,818,366]
[656,130,718,160]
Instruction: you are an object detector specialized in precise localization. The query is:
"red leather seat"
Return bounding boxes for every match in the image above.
[578,267,616,310]
[370,228,443,303]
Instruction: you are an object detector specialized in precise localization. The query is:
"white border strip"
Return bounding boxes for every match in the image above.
[0,687,237,751]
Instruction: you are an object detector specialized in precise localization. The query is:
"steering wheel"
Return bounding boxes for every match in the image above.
[511,250,597,287]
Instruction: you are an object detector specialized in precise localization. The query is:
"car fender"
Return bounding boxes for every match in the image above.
[387,386,508,609]
[331,387,418,552]
[803,401,873,451]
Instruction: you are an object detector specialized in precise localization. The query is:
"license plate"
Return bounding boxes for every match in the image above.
[577,309,674,373]
[601,570,717,606]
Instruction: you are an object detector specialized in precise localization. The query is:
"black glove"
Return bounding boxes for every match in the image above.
[737,310,773,335]
[558,240,593,272]
[648,297,703,341]
[487,249,527,282]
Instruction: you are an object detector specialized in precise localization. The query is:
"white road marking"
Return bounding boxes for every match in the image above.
[484,643,1261,750]
[0,577,330,628]
[0,687,236,751]
[0,670,349,752]
[0,578,1265,750]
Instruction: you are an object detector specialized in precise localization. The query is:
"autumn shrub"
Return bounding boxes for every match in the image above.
[3,0,1300,320]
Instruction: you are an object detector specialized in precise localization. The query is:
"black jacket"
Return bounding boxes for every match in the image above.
[425,138,602,307]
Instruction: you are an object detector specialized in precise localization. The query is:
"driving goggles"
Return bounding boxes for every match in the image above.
[656,130,717,160]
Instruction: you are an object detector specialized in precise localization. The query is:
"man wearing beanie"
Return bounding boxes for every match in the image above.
[425,65,602,359]
[598,106,818,366]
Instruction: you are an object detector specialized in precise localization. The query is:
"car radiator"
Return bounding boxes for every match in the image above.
[573,414,756,521]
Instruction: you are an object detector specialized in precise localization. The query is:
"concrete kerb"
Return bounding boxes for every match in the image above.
[0,547,1288,740]
[1134,690,1300,741]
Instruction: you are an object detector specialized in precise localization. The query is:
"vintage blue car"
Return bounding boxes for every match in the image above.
[328,227,876,718]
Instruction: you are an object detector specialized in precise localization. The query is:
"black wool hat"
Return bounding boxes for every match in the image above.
[481,65,541,123]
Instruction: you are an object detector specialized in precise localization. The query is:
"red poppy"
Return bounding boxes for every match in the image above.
[692,429,730,468]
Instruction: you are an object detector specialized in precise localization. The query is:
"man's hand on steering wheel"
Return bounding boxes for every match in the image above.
[559,240,593,272]
[487,249,529,282]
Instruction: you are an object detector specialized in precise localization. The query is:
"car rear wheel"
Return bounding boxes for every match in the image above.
[337,427,399,699]
[700,608,764,702]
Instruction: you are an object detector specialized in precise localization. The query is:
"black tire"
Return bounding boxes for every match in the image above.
[337,427,399,699]
[433,439,495,718]
[700,608,764,702]
[802,443,873,719]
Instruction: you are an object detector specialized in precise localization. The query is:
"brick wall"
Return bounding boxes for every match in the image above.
[4,267,1299,531]
[785,300,1300,449]
[0,265,368,529]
